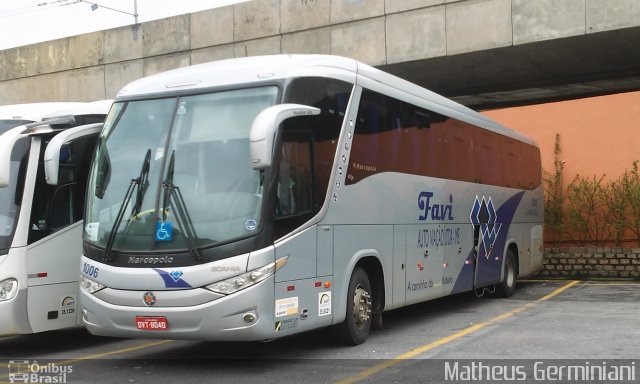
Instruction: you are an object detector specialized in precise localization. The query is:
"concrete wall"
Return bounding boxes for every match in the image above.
[483,90,640,183]
[1,0,640,104]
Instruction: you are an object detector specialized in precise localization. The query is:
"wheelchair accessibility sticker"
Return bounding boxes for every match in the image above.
[155,221,173,242]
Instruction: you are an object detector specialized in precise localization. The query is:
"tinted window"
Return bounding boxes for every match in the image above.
[347,89,541,189]
[28,134,98,244]
[273,77,352,238]
[283,77,353,211]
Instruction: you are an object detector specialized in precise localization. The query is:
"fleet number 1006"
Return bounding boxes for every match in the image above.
[83,262,99,278]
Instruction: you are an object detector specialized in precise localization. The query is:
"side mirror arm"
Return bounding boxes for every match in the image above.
[249,104,320,170]
[44,123,103,186]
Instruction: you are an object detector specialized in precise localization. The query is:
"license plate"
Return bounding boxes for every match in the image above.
[135,316,169,331]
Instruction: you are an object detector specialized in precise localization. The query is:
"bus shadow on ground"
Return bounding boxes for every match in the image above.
[0,327,125,358]
[135,289,488,361]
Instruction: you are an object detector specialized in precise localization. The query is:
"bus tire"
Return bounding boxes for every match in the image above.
[336,267,372,345]
[496,249,517,298]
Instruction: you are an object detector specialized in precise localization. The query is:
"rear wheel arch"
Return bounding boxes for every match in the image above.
[354,256,385,313]
[496,244,518,298]
[333,254,385,345]
[506,242,520,278]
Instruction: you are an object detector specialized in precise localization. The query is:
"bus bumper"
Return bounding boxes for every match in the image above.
[80,276,276,341]
[0,288,33,336]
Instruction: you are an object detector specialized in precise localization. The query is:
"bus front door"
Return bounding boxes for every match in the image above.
[26,126,100,332]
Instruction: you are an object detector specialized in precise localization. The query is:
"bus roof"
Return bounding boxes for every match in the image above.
[114,55,535,146]
[115,55,358,100]
[0,100,113,122]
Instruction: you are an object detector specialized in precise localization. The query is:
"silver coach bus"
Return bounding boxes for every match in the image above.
[80,55,543,345]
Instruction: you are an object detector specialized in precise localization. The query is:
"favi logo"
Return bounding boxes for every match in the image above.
[470,196,502,258]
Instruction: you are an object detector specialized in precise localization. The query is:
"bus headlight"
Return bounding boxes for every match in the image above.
[0,278,18,302]
[206,257,287,295]
[80,275,105,294]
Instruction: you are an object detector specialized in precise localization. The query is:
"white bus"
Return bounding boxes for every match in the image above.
[80,55,543,345]
[0,101,112,336]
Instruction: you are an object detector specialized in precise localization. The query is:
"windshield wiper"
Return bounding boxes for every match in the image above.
[131,149,151,217]
[103,148,151,261]
[161,150,203,261]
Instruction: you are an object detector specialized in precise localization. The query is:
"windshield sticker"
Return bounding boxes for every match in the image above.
[275,297,299,317]
[176,102,187,115]
[155,221,173,242]
[154,148,165,161]
[245,219,257,231]
[85,222,99,242]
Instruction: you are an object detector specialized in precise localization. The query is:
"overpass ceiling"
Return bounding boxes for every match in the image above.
[379,27,640,110]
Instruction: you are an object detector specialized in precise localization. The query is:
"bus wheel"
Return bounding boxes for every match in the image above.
[496,249,517,298]
[337,267,372,345]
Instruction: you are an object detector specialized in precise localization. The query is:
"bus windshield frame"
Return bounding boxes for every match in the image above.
[0,136,29,255]
[84,86,280,263]
[0,120,32,135]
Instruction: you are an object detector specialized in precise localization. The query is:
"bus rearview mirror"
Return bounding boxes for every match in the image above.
[0,128,25,188]
[43,123,102,186]
[249,104,320,170]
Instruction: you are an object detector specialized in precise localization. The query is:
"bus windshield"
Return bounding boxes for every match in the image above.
[84,86,279,255]
[0,137,28,254]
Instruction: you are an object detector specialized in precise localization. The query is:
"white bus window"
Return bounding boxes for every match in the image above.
[29,134,98,244]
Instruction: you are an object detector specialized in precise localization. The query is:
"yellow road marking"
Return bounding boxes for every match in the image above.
[0,339,173,381]
[335,280,580,384]
[0,281,584,384]
[523,279,640,287]
[535,279,579,302]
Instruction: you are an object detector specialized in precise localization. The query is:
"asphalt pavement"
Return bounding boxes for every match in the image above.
[1,280,638,384]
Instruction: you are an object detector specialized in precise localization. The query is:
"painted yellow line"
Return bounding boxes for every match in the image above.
[0,339,173,381]
[523,279,640,287]
[335,280,580,384]
[535,280,579,302]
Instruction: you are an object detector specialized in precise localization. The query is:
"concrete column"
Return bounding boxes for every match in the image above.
[104,25,143,64]
[513,0,586,44]
[386,6,446,64]
[282,27,332,55]
[446,0,513,55]
[586,0,640,33]
[104,59,143,98]
[142,15,190,57]
[234,0,280,41]
[191,6,234,49]
[331,0,384,24]
[331,18,386,66]
[281,0,330,33]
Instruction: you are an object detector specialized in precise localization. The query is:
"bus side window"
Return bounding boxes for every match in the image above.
[275,134,313,218]
[273,132,314,239]
[28,134,97,244]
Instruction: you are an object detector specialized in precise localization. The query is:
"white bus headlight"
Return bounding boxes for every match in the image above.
[0,278,18,302]
[80,275,105,294]
[206,257,287,295]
